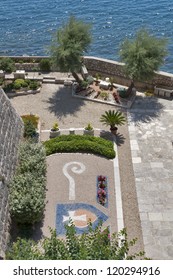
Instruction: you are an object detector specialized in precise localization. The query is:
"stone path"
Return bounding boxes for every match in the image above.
[128,94,173,259]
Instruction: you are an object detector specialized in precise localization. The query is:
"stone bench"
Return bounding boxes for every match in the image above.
[154,86,173,98]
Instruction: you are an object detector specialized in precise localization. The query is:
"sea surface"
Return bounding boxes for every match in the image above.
[0,0,173,72]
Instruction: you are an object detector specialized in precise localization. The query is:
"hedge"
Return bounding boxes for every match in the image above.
[43,135,115,159]
[9,142,46,224]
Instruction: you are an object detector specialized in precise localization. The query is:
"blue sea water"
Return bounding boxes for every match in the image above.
[0,0,173,72]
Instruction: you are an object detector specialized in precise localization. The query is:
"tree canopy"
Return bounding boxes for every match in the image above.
[119,29,168,82]
[6,222,147,260]
[51,16,92,80]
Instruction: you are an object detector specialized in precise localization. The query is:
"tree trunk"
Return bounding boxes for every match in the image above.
[71,71,81,83]
[126,80,135,96]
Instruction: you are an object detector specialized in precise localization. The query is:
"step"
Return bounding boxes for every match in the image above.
[43,75,56,79]
[43,78,56,84]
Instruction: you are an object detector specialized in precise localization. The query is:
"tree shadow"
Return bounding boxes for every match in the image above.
[115,132,126,146]
[99,130,113,141]
[129,95,165,124]
[45,86,85,119]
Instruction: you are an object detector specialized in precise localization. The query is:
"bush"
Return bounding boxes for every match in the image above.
[29,80,40,90]
[23,120,37,139]
[43,135,115,159]
[0,78,4,85]
[21,114,39,128]
[13,79,28,89]
[6,223,147,260]
[9,142,46,224]
[39,58,51,72]
[0,57,15,73]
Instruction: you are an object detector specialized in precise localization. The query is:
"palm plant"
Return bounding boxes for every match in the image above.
[100,110,126,133]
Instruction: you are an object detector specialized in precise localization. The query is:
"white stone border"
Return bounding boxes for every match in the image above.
[113,136,124,232]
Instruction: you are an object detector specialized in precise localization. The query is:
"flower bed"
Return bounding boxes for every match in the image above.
[97,175,108,207]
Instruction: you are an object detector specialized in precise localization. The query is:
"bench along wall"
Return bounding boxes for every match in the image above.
[0,88,23,258]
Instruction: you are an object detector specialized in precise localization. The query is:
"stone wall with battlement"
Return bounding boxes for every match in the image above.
[0,88,23,258]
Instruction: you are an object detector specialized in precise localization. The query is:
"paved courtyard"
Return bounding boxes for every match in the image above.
[10,83,173,259]
[42,153,117,237]
[128,95,173,259]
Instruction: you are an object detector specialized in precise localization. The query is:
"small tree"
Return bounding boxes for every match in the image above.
[50,16,92,82]
[6,222,146,260]
[100,110,126,133]
[119,28,168,93]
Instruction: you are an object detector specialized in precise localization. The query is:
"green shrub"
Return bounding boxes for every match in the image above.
[0,57,15,73]
[0,78,4,85]
[80,80,88,89]
[23,120,37,138]
[39,58,51,72]
[9,173,46,223]
[13,79,28,90]
[29,80,40,90]
[21,114,39,128]
[43,135,115,159]
[9,142,46,224]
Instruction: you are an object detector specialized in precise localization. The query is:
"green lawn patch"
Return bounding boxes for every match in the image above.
[43,135,115,159]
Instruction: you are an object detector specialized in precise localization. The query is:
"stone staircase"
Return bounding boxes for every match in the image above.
[42,76,56,84]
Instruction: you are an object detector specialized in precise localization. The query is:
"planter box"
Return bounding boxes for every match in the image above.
[50,130,60,138]
[83,129,94,136]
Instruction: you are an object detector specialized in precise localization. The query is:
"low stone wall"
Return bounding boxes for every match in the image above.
[1,55,173,89]
[84,56,173,89]
[0,88,23,258]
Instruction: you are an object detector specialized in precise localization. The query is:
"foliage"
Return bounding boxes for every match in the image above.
[21,114,39,128]
[23,120,37,139]
[80,80,88,89]
[39,58,51,72]
[0,78,4,85]
[84,123,93,130]
[43,135,115,159]
[119,28,168,81]
[100,91,108,99]
[29,80,40,90]
[51,16,92,80]
[86,75,94,84]
[51,122,59,131]
[6,222,147,260]
[9,142,46,224]
[0,57,15,73]
[13,79,28,89]
[100,110,126,129]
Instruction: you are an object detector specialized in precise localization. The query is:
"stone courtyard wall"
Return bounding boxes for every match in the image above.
[1,55,173,88]
[84,56,173,89]
[0,88,23,258]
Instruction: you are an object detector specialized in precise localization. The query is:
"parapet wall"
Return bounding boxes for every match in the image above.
[0,88,23,258]
[1,55,173,89]
[84,56,173,89]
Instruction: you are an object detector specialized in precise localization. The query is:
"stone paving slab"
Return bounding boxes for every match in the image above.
[128,95,173,259]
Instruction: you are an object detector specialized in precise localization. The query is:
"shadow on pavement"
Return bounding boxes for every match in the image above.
[115,133,126,146]
[129,95,165,124]
[45,86,85,119]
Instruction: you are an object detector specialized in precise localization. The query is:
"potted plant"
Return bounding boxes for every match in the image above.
[100,110,126,135]
[95,73,101,86]
[83,123,94,136]
[50,122,60,138]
